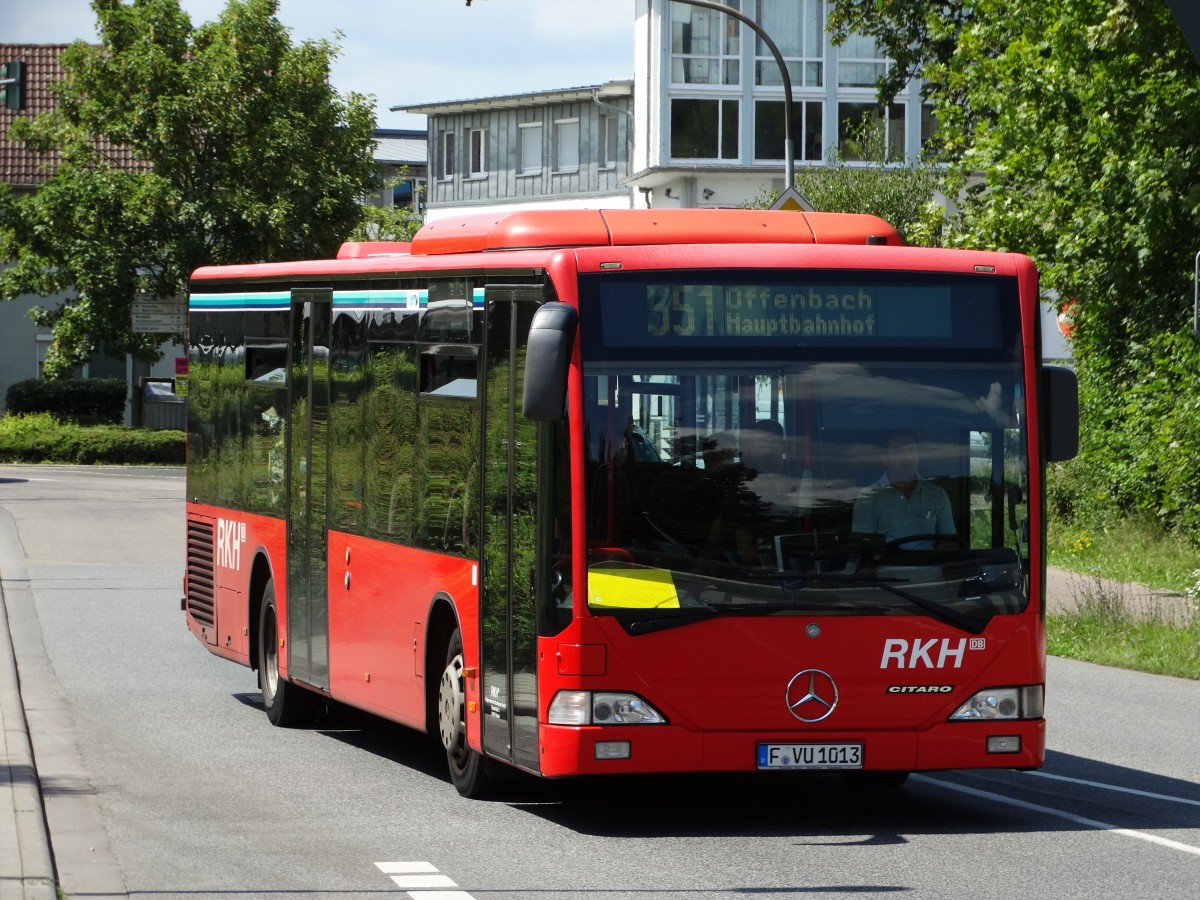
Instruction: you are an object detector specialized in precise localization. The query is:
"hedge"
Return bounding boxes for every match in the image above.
[5,378,128,425]
[0,413,184,465]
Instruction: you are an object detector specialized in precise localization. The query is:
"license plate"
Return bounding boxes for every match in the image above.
[757,742,863,769]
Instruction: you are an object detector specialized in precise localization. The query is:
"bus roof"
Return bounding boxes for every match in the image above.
[406,209,902,256]
[190,208,917,283]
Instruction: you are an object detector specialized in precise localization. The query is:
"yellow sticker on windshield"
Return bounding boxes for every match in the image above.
[587,565,681,609]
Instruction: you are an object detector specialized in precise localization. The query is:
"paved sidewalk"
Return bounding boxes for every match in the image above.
[1045,565,1196,626]
[1,495,125,899]
[0,578,55,900]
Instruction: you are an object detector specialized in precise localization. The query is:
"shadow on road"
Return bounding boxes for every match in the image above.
[232,691,1200,841]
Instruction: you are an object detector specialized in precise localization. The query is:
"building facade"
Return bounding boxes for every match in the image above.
[395,3,932,216]
[401,80,635,221]
[631,0,932,209]
[367,128,427,213]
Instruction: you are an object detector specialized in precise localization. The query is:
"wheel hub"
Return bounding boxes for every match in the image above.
[438,655,465,752]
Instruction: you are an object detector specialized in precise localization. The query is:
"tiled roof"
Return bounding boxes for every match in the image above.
[0,43,140,187]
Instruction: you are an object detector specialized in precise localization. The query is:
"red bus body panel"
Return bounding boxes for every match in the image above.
[185,505,287,667]
[326,530,477,730]
[185,210,1056,783]
[537,612,1045,776]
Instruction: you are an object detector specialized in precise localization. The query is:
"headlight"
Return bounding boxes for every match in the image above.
[548,690,666,725]
[949,685,1043,721]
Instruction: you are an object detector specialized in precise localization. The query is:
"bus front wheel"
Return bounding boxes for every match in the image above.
[438,628,490,798]
[258,580,313,727]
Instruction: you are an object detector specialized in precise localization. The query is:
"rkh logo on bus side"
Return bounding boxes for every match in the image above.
[217,518,247,570]
[880,637,986,669]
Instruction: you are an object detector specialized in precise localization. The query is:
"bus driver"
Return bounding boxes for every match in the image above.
[851,430,955,550]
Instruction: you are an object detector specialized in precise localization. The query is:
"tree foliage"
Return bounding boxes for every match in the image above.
[0,0,381,377]
[348,176,424,244]
[828,0,1200,543]
[747,123,949,246]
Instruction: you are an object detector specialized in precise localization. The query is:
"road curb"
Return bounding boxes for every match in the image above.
[0,574,56,900]
[0,502,127,898]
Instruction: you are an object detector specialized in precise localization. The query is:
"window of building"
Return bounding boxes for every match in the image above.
[554,118,580,173]
[468,128,487,178]
[519,122,543,176]
[754,99,823,162]
[36,335,85,379]
[601,114,619,169]
[441,131,456,180]
[756,0,823,88]
[921,102,939,150]
[670,0,740,85]
[837,102,906,161]
[671,98,738,160]
[837,32,888,88]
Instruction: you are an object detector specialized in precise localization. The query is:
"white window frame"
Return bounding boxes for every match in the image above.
[836,101,907,162]
[837,32,890,89]
[468,128,487,179]
[553,117,580,174]
[755,0,825,88]
[440,130,456,180]
[669,1,741,86]
[518,122,543,176]
[668,96,740,162]
[601,114,619,169]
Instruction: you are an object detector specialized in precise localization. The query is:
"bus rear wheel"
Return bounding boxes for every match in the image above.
[438,628,490,798]
[258,580,313,727]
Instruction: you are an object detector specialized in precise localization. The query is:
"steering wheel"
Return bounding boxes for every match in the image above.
[884,533,966,551]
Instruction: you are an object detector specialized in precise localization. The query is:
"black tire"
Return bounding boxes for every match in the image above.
[437,627,491,798]
[258,579,313,727]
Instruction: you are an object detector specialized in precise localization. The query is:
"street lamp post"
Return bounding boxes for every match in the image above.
[669,0,795,188]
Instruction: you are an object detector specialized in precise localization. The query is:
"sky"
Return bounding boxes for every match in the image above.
[9,0,637,130]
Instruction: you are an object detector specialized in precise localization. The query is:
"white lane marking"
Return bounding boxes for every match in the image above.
[377,862,440,875]
[1024,770,1200,808]
[915,775,1200,858]
[375,861,478,898]
[389,875,458,890]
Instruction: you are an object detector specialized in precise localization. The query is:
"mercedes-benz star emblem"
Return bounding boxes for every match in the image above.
[785,669,838,722]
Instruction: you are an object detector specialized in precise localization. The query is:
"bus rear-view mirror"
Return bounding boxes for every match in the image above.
[523,302,578,421]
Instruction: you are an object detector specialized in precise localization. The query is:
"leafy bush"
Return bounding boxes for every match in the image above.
[5,378,128,425]
[1051,330,1200,547]
[0,413,183,464]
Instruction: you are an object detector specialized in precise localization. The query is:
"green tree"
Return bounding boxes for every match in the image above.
[747,121,949,246]
[827,1,1200,347]
[348,176,424,244]
[827,0,1200,541]
[0,0,381,377]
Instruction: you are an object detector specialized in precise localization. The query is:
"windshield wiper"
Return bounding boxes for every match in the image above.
[708,571,996,635]
[809,573,995,635]
[621,597,892,636]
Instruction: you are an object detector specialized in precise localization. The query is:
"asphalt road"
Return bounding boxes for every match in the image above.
[1,464,1197,899]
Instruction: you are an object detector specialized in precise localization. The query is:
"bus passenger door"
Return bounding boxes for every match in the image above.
[285,290,331,691]
[480,289,542,772]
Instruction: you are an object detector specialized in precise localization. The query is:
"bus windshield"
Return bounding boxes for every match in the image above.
[578,271,1030,632]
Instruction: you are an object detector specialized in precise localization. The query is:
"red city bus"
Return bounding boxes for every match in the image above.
[183,208,1078,797]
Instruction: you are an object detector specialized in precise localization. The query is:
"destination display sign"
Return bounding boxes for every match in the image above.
[588,276,1011,351]
[641,284,948,341]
